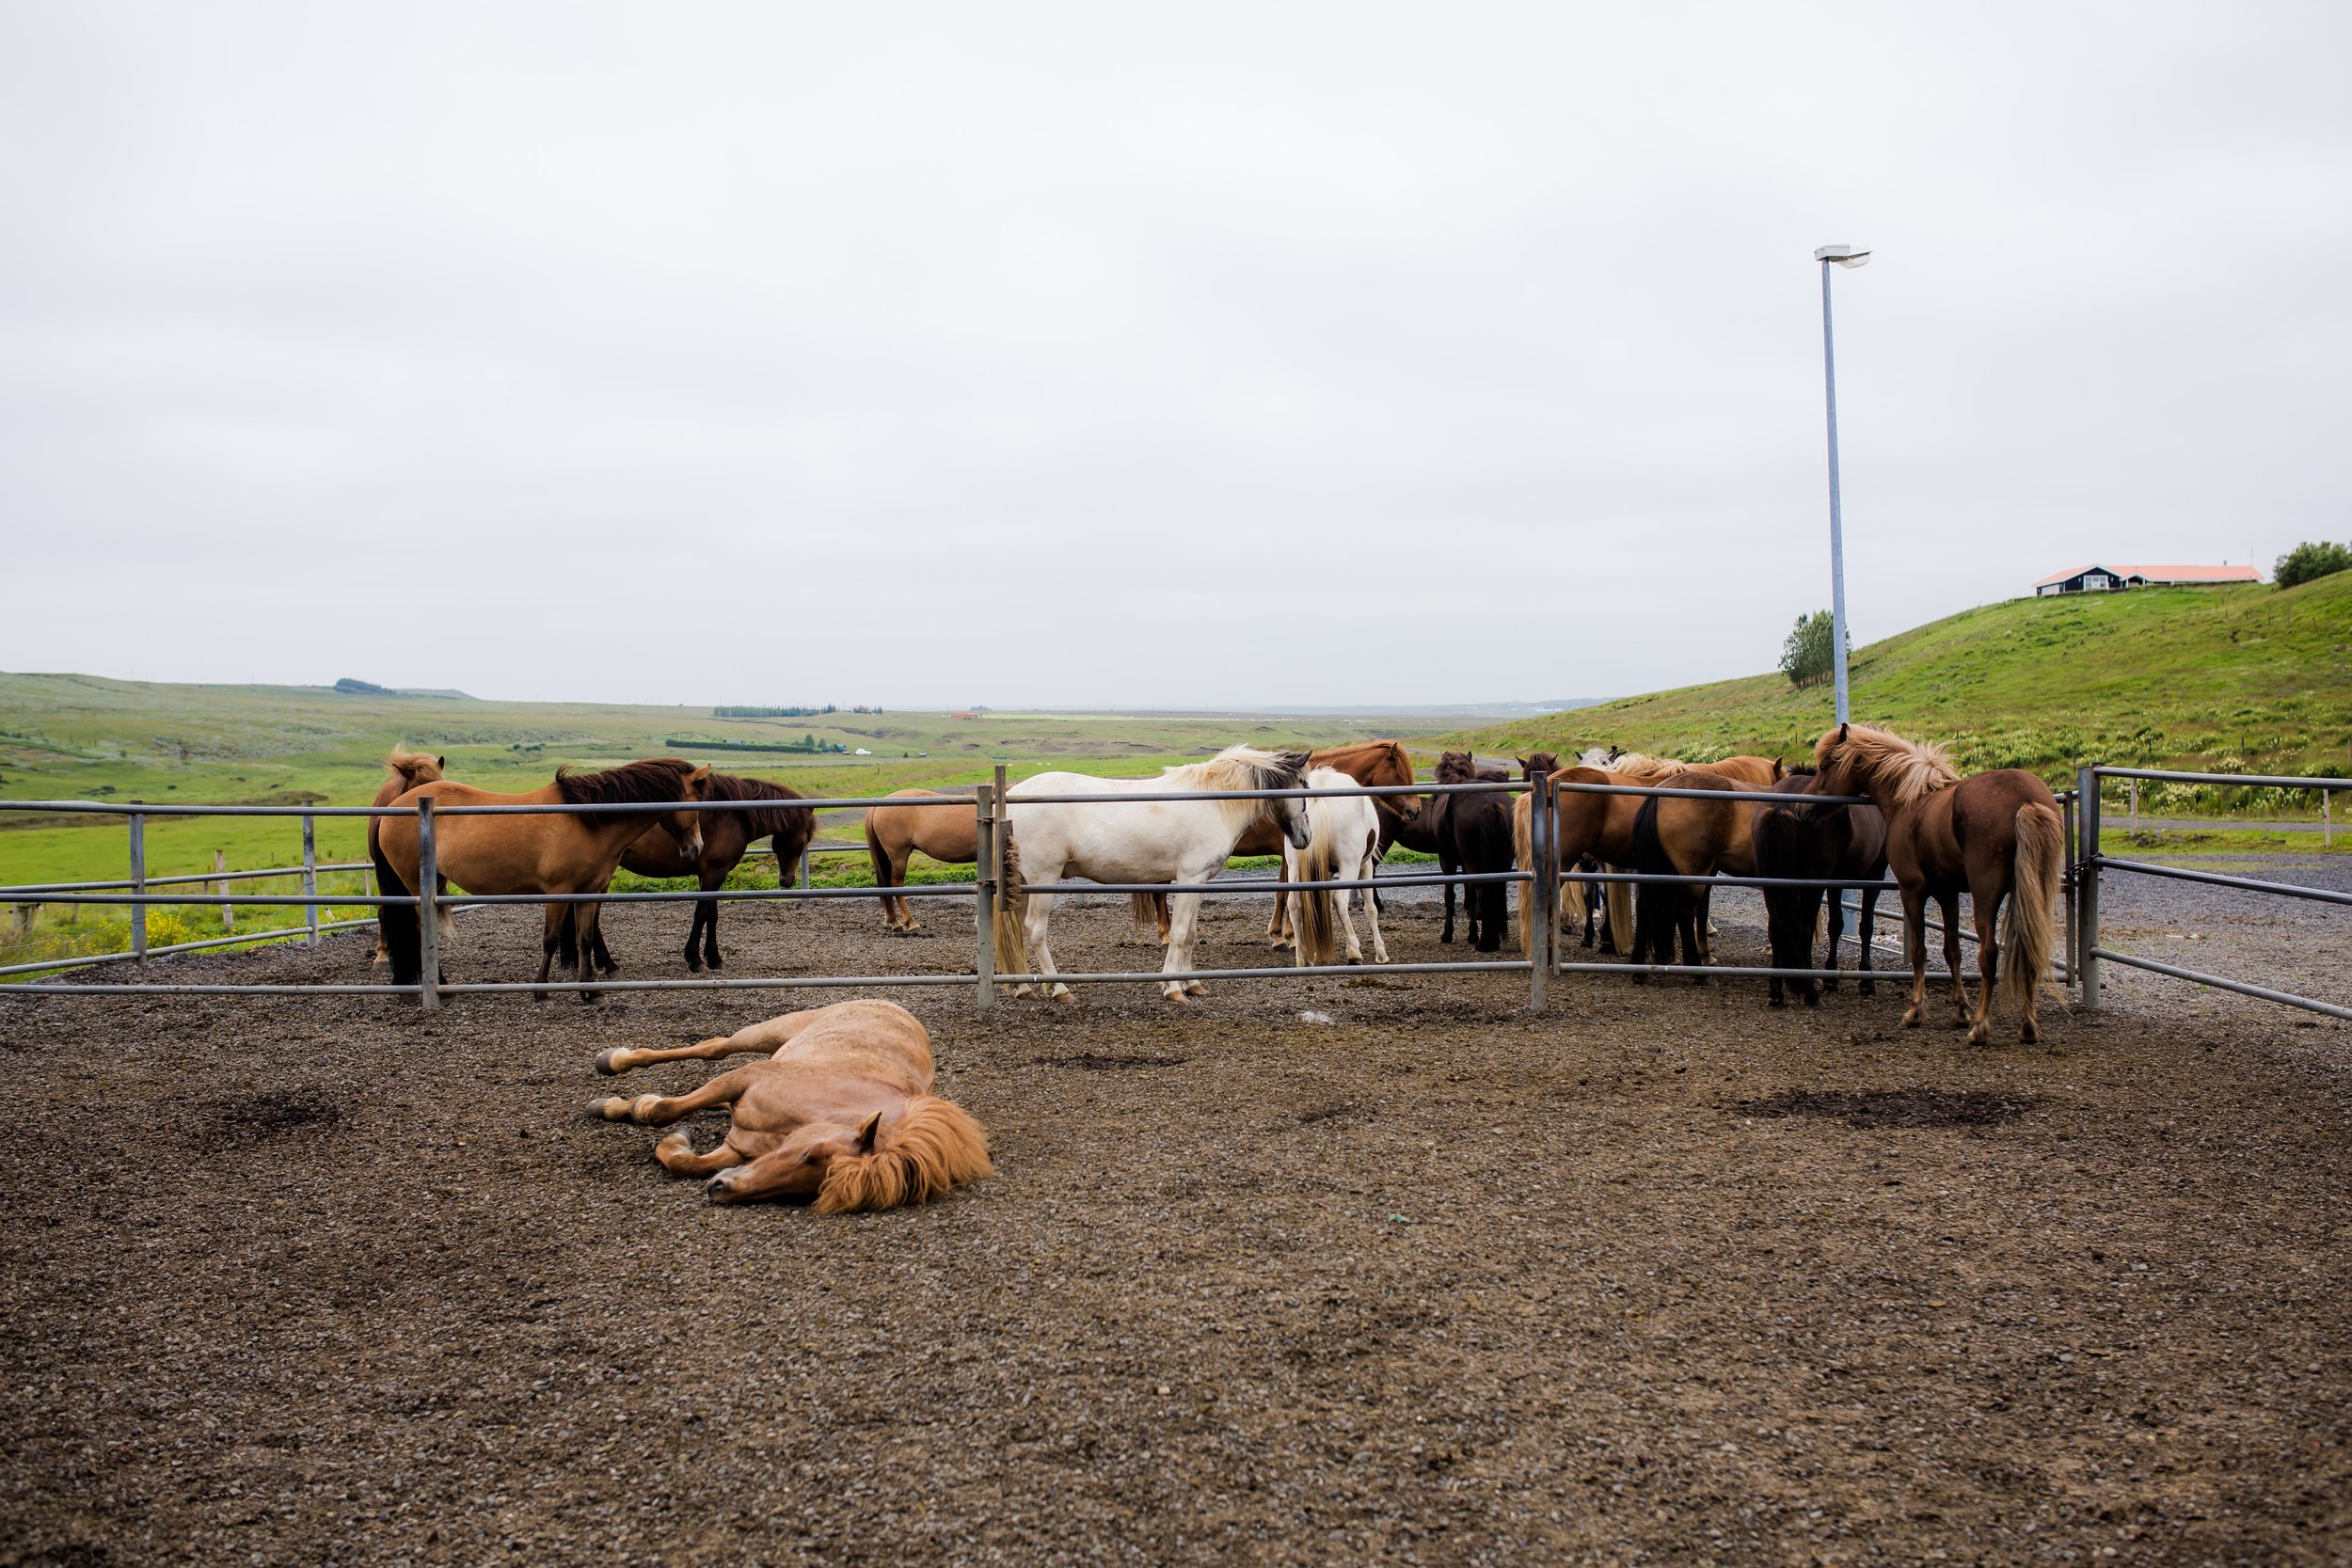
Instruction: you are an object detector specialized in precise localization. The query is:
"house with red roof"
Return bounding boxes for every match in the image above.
[2032,562,2260,597]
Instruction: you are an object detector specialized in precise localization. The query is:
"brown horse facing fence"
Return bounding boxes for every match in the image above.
[864,789,977,933]
[1814,722,2063,1045]
[373,757,714,1002]
[370,750,445,965]
[590,999,992,1211]
[608,773,817,973]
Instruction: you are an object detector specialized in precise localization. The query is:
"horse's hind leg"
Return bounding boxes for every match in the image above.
[1856,890,1880,996]
[1265,861,1291,945]
[699,871,725,970]
[1966,892,2001,1047]
[576,900,608,1003]
[1899,889,1928,1027]
[537,905,567,1001]
[1359,853,1391,964]
[1939,892,1970,1028]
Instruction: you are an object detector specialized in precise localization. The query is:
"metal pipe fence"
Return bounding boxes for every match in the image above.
[2076,765,2349,1022]
[2,771,2106,1007]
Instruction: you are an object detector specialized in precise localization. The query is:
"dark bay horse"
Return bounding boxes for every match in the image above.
[1437,752,1516,952]
[1751,768,1888,1007]
[612,773,816,972]
[1401,752,1507,943]
[1814,722,2064,1045]
[373,758,713,1002]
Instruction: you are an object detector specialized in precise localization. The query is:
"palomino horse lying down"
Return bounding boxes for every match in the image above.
[590,1000,992,1211]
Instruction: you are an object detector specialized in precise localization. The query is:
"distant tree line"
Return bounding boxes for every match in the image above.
[712,704,884,719]
[2276,540,2351,590]
[1780,610,1848,690]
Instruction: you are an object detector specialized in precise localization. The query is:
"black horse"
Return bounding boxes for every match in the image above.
[1437,752,1517,952]
[1751,768,1888,1006]
[1377,752,1511,943]
[579,773,818,974]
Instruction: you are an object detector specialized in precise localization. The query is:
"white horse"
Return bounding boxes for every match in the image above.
[1283,767,1390,967]
[999,746,1311,1003]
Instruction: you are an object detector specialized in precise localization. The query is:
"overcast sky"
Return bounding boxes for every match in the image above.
[3,3,2345,710]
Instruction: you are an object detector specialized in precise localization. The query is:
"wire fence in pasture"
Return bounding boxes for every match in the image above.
[2076,766,2352,1022]
[2,768,2083,1013]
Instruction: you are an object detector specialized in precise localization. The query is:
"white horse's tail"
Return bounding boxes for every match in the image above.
[1295,820,1338,966]
[992,831,1029,980]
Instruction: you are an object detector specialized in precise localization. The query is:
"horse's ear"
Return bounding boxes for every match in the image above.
[437,755,446,769]
[1836,722,1848,742]
[689,765,713,783]
[855,1111,883,1152]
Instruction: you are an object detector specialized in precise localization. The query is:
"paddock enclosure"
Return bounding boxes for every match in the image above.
[5,841,2349,1565]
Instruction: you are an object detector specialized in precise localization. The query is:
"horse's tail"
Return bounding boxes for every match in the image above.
[1130,893,1159,933]
[1604,878,1634,957]
[372,837,421,987]
[1512,792,1535,958]
[990,830,1029,980]
[1295,820,1337,966]
[864,813,894,912]
[2001,800,2065,1017]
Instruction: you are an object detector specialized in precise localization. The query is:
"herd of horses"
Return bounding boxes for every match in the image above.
[363,723,2062,1206]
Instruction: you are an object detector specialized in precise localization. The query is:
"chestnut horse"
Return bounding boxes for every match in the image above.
[370,750,445,965]
[373,757,713,1001]
[864,788,977,933]
[614,773,817,972]
[1814,722,2063,1045]
[591,999,992,1211]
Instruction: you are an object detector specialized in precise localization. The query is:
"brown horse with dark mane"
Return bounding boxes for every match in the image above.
[612,773,816,972]
[1814,722,2063,1044]
[1436,752,1517,952]
[373,757,713,1002]
[1751,768,1888,1007]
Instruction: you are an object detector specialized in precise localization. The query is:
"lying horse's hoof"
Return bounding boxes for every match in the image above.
[704,1174,740,1204]
[593,1049,626,1076]
[587,1096,627,1120]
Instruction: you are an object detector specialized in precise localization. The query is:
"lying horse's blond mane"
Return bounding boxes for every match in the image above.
[1163,744,1310,795]
[815,1095,994,1214]
[1820,723,1959,807]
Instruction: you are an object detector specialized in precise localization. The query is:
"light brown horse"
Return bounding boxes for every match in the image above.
[863,789,977,933]
[614,773,816,972]
[372,757,713,1001]
[1814,722,2063,1045]
[589,999,993,1211]
[1130,739,1423,947]
[370,750,444,965]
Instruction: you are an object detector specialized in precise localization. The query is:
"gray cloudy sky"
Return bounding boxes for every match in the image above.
[3,3,2346,709]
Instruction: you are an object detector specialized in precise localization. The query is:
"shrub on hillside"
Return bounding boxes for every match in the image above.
[1780,610,1843,690]
[2275,540,2351,589]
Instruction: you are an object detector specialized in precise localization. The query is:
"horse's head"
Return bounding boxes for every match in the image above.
[1812,723,1854,797]
[1362,741,1420,823]
[1518,752,1560,781]
[1435,752,1478,784]
[705,1112,884,1206]
[1266,751,1313,850]
[661,764,716,861]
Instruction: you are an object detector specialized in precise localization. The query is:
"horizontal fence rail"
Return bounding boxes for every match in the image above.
[0,769,2096,1008]
[2078,765,2346,1022]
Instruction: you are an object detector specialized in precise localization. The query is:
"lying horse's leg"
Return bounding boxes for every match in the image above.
[588,1066,757,1126]
[654,1132,745,1177]
[596,1009,818,1074]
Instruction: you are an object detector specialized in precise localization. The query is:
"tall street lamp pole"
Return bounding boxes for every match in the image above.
[1815,242,1869,724]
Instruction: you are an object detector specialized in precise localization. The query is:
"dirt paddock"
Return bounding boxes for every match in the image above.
[4,870,2348,1566]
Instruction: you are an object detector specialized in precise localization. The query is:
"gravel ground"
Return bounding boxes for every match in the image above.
[3,862,2348,1567]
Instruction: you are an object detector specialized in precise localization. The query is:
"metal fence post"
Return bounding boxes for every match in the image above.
[215,849,232,933]
[128,808,148,961]
[416,798,441,1010]
[301,814,320,945]
[800,849,812,890]
[2075,767,2100,1010]
[974,784,996,1012]
[1527,775,1553,1012]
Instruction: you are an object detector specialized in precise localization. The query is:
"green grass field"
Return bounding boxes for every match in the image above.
[1450,571,2352,792]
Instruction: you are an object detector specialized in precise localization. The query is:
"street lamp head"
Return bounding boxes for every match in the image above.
[1814,244,1871,268]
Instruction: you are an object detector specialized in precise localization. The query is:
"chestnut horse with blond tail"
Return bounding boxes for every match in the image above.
[590,1000,992,1211]
[863,789,977,933]
[1813,722,2063,1045]
[371,750,446,965]
[373,757,713,1002]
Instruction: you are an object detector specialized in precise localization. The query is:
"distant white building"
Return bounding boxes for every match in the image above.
[2032,562,2260,597]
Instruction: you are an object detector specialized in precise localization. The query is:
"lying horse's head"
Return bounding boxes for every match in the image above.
[704,1098,993,1213]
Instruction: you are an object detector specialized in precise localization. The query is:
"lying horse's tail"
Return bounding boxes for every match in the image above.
[372,838,421,987]
[2001,800,2065,1018]
[1295,820,1338,966]
[990,830,1029,981]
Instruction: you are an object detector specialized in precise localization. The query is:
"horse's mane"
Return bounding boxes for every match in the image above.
[815,1096,993,1214]
[554,756,698,805]
[382,749,443,788]
[1817,723,1959,806]
[706,773,814,840]
[1609,752,1687,782]
[1166,745,1310,794]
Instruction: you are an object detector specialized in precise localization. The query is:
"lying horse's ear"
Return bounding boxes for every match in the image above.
[855,1111,883,1152]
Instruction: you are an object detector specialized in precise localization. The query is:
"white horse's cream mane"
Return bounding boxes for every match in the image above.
[1165,745,1309,794]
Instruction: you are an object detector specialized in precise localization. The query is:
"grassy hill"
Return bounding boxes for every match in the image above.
[1454,574,2352,784]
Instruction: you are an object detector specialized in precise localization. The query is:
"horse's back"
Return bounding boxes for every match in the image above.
[779,999,936,1090]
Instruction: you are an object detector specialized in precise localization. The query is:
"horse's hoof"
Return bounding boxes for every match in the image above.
[2021,1025,2040,1045]
[1857,980,1876,997]
[594,1049,627,1076]
[587,1096,624,1120]
[704,1174,739,1205]
[1900,1008,1921,1028]
[1164,990,1192,1006]
[1052,989,1076,1006]
[1768,995,1785,1009]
